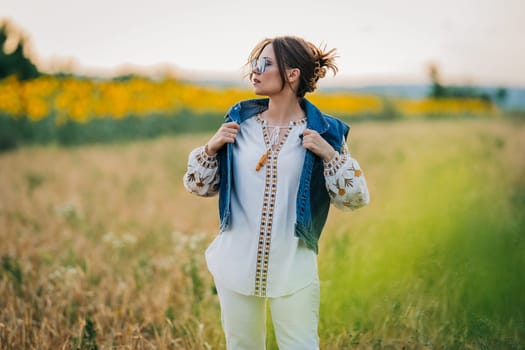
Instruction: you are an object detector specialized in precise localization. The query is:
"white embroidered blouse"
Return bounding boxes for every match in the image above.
[183,116,369,297]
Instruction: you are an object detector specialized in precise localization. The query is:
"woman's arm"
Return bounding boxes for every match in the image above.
[323,138,370,211]
[183,146,220,197]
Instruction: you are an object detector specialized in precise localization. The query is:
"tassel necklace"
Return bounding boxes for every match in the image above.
[256,124,289,172]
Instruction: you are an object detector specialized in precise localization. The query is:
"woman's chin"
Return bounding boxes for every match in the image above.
[252,88,266,96]
[253,87,276,97]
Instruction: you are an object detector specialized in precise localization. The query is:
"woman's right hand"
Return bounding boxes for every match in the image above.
[205,122,240,155]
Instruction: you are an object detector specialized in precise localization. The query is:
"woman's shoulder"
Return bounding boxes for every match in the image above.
[322,113,350,133]
[225,98,269,122]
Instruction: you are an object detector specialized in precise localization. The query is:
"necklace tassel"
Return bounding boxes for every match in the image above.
[256,149,270,172]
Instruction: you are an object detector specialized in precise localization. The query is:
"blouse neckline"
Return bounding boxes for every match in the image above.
[255,114,307,127]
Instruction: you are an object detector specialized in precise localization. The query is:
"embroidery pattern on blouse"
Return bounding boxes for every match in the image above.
[183,147,220,197]
[254,116,306,297]
[323,141,368,210]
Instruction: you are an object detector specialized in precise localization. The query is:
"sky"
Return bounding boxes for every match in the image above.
[2,0,525,87]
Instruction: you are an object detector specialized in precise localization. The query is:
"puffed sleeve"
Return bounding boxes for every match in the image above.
[323,137,370,211]
[183,145,220,197]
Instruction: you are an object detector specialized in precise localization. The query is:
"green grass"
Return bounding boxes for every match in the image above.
[317,119,525,349]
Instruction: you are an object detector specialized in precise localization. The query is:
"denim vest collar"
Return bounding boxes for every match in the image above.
[226,98,330,135]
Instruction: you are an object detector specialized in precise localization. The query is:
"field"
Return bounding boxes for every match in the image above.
[1,118,524,349]
[0,75,499,151]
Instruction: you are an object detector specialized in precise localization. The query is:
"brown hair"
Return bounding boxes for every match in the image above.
[247,36,338,98]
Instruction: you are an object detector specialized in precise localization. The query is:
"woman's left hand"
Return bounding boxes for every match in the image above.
[302,129,336,161]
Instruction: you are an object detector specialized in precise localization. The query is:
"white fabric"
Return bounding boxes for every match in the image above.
[216,279,320,350]
[183,116,370,298]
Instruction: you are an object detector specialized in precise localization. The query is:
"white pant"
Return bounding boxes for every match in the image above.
[215,281,320,350]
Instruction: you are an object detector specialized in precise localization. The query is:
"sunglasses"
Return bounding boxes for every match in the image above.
[251,58,271,74]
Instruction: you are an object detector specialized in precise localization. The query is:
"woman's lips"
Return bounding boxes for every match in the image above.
[253,78,261,84]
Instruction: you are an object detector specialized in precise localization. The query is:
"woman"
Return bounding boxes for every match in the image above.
[183,36,369,350]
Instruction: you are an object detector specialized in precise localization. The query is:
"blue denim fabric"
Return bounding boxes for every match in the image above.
[218,98,349,254]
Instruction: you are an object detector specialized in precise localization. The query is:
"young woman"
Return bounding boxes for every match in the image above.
[183,36,370,350]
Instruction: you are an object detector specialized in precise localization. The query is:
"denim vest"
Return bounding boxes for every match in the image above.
[218,98,349,254]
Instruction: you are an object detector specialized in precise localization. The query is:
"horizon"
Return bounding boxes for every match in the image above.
[26,60,525,90]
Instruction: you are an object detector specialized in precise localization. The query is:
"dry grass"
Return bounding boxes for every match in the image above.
[1,119,524,349]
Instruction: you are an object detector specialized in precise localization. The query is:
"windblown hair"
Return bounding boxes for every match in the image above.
[247,36,338,98]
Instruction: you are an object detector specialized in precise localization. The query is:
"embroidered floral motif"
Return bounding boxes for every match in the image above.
[324,137,369,211]
[187,173,196,183]
[344,178,354,187]
[183,146,220,197]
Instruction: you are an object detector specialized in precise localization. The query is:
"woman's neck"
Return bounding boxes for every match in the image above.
[263,95,304,126]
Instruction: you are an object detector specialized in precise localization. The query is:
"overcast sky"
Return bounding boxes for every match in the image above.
[2,0,524,87]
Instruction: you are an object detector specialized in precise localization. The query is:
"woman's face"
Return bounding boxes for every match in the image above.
[251,43,284,97]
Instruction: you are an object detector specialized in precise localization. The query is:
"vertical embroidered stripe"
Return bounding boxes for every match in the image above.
[253,122,297,297]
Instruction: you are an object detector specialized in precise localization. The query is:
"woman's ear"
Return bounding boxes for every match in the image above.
[287,68,300,83]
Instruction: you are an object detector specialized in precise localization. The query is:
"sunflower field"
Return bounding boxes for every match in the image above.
[0,74,497,150]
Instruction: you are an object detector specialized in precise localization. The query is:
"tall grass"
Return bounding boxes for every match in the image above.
[316,120,525,349]
[0,119,524,349]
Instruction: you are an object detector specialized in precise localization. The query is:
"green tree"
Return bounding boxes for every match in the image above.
[427,63,494,103]
[0,18,40,80]
[495,87,508,104]
[428,63,445,98]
